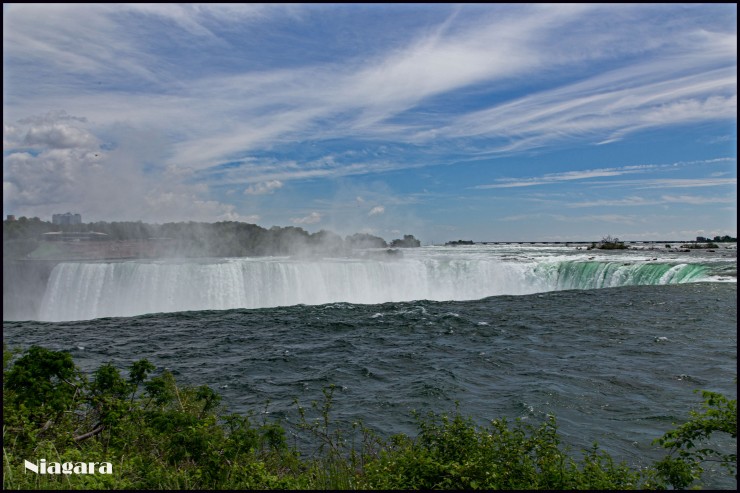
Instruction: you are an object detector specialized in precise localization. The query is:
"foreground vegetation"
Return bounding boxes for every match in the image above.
[3,345,736,490]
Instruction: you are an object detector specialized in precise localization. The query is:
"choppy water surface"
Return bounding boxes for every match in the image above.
[5,281,736,488]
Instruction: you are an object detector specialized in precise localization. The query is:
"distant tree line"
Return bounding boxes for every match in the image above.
[3,217,421,259]
[696,235,736,243]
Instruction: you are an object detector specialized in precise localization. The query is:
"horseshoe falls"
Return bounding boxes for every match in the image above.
[36,244,733,322]
[6,243,737,489]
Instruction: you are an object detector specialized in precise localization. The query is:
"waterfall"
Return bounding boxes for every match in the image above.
[38,257,709,322]
[535,261,707,290]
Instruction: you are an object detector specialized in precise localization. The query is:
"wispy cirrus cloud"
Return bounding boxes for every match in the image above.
[566,197,660,208]
[435,68,736,154]
[472,159,735,190]
[660,194,736,205]
[472,164,659,189]
[566,194,736,208]
[621,178,737,189]
[501,212,639,225]
[6,4,735,175]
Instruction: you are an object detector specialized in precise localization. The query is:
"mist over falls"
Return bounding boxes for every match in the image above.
[33,256,711,322]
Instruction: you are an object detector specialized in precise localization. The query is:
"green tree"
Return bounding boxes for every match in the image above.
[4,345,82,418]
[653,389,737,489]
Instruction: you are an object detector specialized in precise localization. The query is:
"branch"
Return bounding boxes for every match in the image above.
[60,377,80,390]
[38,419,53,432]
[73,424,105,442]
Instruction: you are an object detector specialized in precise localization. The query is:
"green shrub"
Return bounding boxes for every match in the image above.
[653,389,737,489]
[3,345,736,490]
[359,411,646,490]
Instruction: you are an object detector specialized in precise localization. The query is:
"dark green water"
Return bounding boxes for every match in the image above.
[4,282,736,488]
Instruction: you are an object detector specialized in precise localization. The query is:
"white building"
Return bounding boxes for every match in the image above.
[52,212,82,225]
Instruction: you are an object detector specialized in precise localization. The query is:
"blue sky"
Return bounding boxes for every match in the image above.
[3,3,736,242]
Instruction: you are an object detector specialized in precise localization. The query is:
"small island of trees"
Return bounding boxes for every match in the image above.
[588,235,628,250]
[445,240,475,246]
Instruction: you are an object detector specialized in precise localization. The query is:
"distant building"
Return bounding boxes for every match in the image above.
[52,212,82,225]
[6,215,16,221]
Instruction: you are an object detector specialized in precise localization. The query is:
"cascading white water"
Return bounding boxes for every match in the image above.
[37,248,713,322]
[533,261,708,290]
[38,257,542,322]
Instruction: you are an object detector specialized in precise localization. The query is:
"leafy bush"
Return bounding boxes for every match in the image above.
[653,389,737,489]
[3,345,736,490]
[3,345,298,490]
[359,411,646,490]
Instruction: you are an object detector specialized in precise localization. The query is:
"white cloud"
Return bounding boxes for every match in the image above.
[626,178,736,189]
[567,197,658,208]
[557,214,638,225]
[660,195,736,205]
[2,111,253,223]
[290,212,322,224]
[241,214,261,223]
[438,67,736,152]
[368,205,385,216]
[23,123,99,149]
[141,190,257,223]
[5,111,98,150]
[473,164,657,189]
[3,181,21,205]
[243,180,283,195]
[473,159,736,190]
